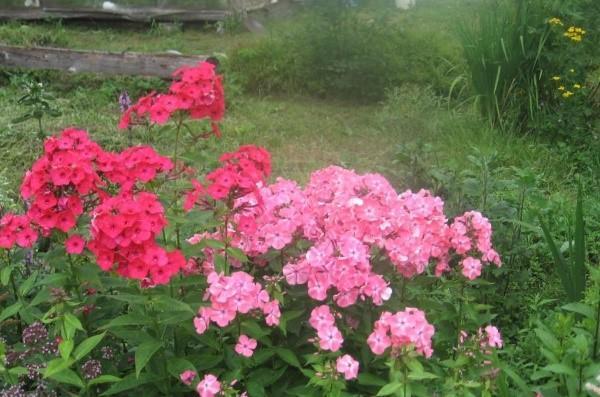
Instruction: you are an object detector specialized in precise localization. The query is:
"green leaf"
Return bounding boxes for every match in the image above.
[539,215,576,301]
[63,313,83,340]
[357,373,387,386]
[100,373,153,396]
[408,371,438,380]
[543,363,577,377]
[8,366,28,376]
[30,288,51,307]
[99,313,152,329]
[73,333,105,361]
[87,375,122,386]
[104,294,149,305]
[135,339,163,378]
[152,295,194,314]
[0,301,23,323]
[48,368,84,388]
[275,348,302,368]
[572,183,586,300]
[43,357,75,378]
[377,382,403,396]
[247,380,267,397]
[166,357,196,379]
[226,246,248,263]
[562,302,594,319]
[59,339,74,360]
[0,265,14,286]
[19,271,38,296]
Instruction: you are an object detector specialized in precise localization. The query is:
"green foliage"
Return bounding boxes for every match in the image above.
[539,185,587,302]
[229,2,460,101]
[10,74,61,139]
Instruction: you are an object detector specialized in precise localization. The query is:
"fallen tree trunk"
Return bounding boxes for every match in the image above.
[0,45,207,78]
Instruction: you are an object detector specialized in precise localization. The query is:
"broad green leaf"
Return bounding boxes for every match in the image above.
[19,271,38,296]
[0,301,23,323]
[247,380,266,397]
[562,302,594,319]
[0,265,14,286]
[357,373,387,386]
[166,357,196,379]
[29,288,51,307]
[408,371,438,380]
[59,339,74,360]
[103,294,149,305]
[48,368,84,388]
[543,363,577,377]
[43,357,75,378]
[226,246,248,263]
[8,366,28,376]
[152,295,194,314]
[377,382,402,396]
[88,375,122,386]
[135,339,163,378]
[99,313,152,329]
[63,313,83,340]
[73,333,105,361]
[275,348,301,368]
[100,373,153,396]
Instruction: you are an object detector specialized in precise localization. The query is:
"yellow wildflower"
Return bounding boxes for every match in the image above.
[548,17,563,26]
[573,84,581,89]
[551,76,561,81]
[569,69,575,73]
[562,91,573,98]
[558,86,565,91]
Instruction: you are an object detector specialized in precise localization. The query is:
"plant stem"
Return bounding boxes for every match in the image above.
[37,117,44,140]
[594,291,600,360]
[173,115,184,169]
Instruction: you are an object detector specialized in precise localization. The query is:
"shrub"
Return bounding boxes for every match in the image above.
[0,61,536,396]
[229,2,459,101]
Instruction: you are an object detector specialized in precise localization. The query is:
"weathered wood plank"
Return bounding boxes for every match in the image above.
[0,7,230,22]
[0,45,207,78]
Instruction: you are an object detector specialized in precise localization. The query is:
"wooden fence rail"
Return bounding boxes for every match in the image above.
[0,45,207,78]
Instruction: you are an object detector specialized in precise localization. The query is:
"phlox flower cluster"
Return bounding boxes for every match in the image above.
[96,146,173,193]
[118,61,224,136]
[185,145,272,205]
[21,128,105,235]
[449,211,501,280]
[367,308,435,358]
[309,305,344,352]
[0,213,38,249]
[230,178,305,255]
[193,271,280,335]
[88,192,184,285]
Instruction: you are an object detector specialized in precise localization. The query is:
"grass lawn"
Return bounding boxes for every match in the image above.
[0,0,591,205]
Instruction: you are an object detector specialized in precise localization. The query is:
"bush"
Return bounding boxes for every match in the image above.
[229,2,460,101]
[0,61,537,397]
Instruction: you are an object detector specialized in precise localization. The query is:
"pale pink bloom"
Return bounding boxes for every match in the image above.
[336,354,359,380]
[235,334,257,357]
[196,374,221,397]
[484,325,503,348]
[461,257,482,280]
[317,325,343,352]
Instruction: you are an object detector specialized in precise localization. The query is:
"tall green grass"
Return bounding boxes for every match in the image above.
[458,0,550,132]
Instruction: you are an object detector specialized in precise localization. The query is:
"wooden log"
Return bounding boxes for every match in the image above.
[0,7,230,22]
[0,45,207,78]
